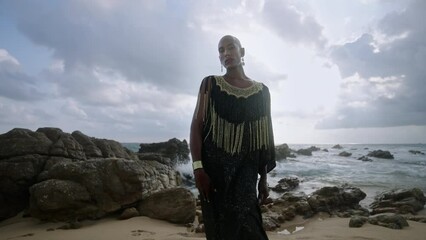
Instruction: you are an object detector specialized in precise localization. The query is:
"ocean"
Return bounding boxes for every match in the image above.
[122,143,426,208]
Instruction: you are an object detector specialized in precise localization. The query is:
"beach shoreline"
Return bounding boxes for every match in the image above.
[1,212,426,240]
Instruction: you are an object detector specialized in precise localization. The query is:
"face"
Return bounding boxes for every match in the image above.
[218,36,245,69]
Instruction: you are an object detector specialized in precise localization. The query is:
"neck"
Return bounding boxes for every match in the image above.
[224,65,247,80]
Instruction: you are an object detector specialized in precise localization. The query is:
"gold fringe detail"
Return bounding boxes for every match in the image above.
[204,101,271,155]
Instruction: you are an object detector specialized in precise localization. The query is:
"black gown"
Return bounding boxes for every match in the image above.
[198,75,276,240]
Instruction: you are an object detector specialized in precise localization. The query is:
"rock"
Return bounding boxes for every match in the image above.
[262,213,281,231]
[271,177,299,193]
[409,150,425,155]
[36,128,86,160]
[29,179,97,221]
[338,151,352,157]
[138,187,196,224]
[139,138,190,164]
[349,216,368,228]
[0,154,47,220]
[137,153,172,165]
[0,128,153,221]
[367,150,394,159]
[357,156,372,162]
[322,149,329,152]
[71,131,103,158]
[119,207,140,220]
[308,146,321,152]
[0,128,52,159]
[370,188,426,215]
[405,216,426,223]
[368,214,409,229]
[307,185,367,215]
[296,148,312,156]
[264,192,314,223]
[275,143,292,160]
[93,138,131,159]
[29,158,181,221]
[332,144,343,149]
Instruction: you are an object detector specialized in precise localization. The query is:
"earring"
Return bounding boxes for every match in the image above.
[241,57,245,66]
[221,65,223,72]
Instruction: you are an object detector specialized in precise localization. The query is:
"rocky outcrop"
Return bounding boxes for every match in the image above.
[137,187,196,224]
[357,156,372,162]
[367,150,394,159]
[332,144,343,149]
[0,128,181,221]
[370,188,426,215]
[350,214,409,229]
[409,150,425,155]
[307,185,367,215]
[261,185,368,231]
[338,151,352,157]
[29,159,181,221]
[138,138,190,165]
[275,143,293,160]
[296,148,312,156]
[270,177,299,193]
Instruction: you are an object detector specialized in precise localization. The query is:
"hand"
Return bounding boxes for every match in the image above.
[257,177,269,205]
[194,168,212,202]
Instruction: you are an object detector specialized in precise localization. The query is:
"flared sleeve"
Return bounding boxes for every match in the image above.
[260,85,276,173]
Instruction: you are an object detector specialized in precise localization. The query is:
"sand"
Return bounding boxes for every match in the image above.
[1,212,426,240]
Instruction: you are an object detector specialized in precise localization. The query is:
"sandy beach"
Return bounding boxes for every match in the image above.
[1,212,426,240]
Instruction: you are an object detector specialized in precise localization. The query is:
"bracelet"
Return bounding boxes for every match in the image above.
[192,161,203,170]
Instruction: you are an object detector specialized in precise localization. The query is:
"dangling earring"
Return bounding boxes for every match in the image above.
[241,57,245,66]
[221,65,223,72]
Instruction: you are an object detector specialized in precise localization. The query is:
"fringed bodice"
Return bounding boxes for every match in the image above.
[201,76,275,166]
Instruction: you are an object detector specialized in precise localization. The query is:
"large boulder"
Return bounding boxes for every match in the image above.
[137,187,196,224]
[29,158,181,221]
[307,185,367,215]
[370,188,426,215]
[0,127,178,221]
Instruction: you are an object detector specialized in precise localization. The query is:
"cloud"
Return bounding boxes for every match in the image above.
[0,49,47,101]
[262,0,326,48]
[317,0,426,129]
[7,0,209,94]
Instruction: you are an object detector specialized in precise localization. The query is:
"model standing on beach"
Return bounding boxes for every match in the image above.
[190,35,276,240]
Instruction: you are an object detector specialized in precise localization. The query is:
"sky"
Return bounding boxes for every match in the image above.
[0,0,425,144]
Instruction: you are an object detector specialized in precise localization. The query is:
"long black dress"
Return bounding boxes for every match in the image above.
[198,75,276,240]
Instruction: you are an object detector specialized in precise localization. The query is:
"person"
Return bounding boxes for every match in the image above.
[189,35,276,240]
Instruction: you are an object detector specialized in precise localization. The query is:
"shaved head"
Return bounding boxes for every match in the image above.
[219,35,242,48]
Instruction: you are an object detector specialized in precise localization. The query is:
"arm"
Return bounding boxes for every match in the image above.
[190,78,212,201]
[258,86,275,204]
[258,165,269,205]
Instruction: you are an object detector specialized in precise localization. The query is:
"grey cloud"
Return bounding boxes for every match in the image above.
[8,1,207,94]
[318,0,426,129]
[262,0,326,48]
[0,54,47,101]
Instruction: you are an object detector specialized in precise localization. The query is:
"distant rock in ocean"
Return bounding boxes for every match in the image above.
[0,128,190,222]
[367,149,394,159]
[332,144,343,149]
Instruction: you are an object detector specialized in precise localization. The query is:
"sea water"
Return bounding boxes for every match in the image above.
[122,143,426,207]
